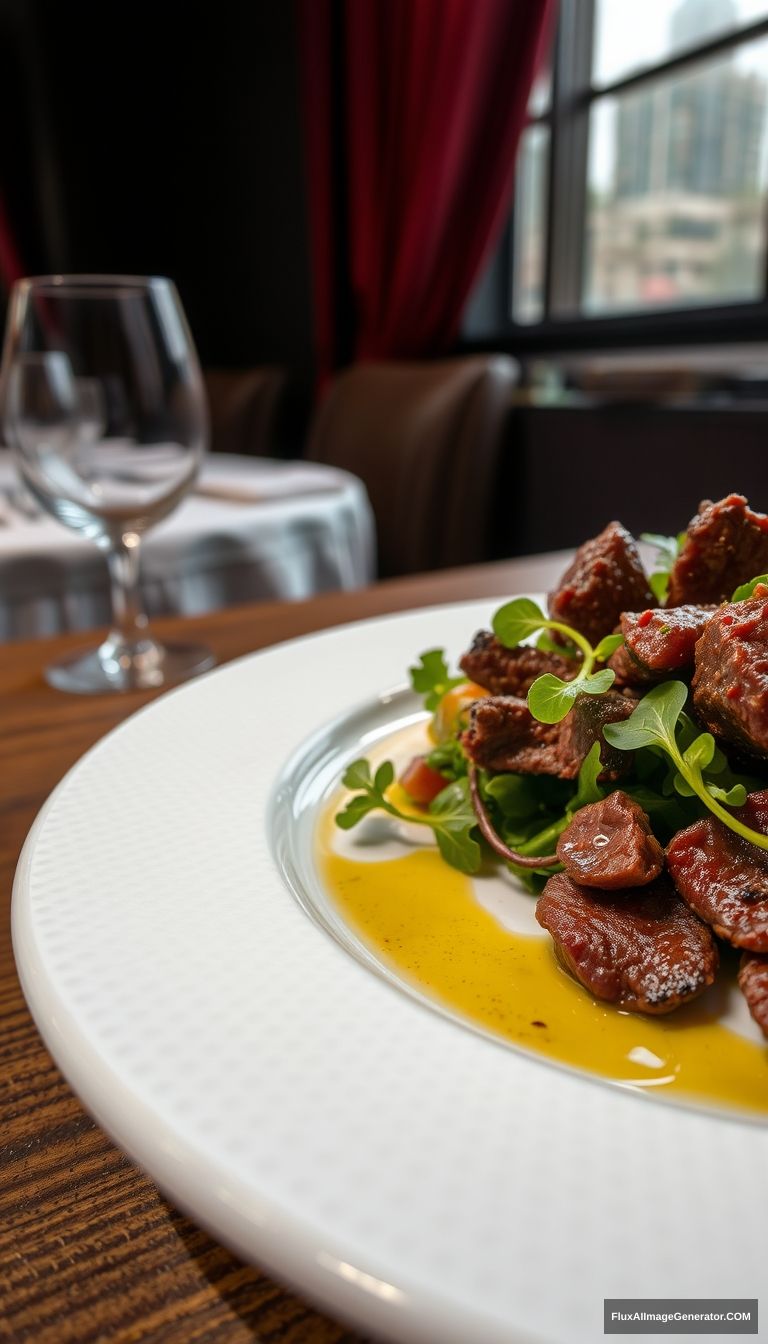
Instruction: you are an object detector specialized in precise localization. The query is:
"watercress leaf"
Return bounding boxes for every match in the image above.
[342,758,373,791]
[492,597,546,649]
[484,772,542,821]
[567,742,605,813]
[673,771,696,798]
[428,776,476,825]
[374,760,395,794]
[429,777,481,874]
[581,667,616,695]
[335,795,377,829]
[709,743,727,774]
[707,782,748,807]
[649,571,670,604]
[683,732,715,773]
[425,738,467,781]
[603,680,688,752]
[593,633,624,662]
[435,826,481,874]
[623,784,697,841]
[527,673,583,724]
[515,815,570,856]
[641,533,683,606]
[731,574,768,602]
[676,711,700,753]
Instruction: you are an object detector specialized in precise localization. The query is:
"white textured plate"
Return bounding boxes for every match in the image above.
[13,600,768,1344]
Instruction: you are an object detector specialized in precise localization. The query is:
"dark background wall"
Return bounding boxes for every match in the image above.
[1,0,314,372]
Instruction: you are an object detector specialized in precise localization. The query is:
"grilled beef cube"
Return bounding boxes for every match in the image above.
[462,690,635,779]
[459,632,577,698]
[692,593,768,760]
[536,873,718,1014]
[607,639,654,690]
[548,521,655,648]
[558,690,636,781]
[738,952,768,1039]
[556,792,664,890]
[461,696,562,774]
[667,494,768,606]
[610,604,715,684]
[666,793,768,951]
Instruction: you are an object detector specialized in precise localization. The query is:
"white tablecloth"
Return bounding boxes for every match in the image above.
[0,453,376,642]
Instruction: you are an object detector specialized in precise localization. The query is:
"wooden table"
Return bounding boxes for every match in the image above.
[0,554,567,1344]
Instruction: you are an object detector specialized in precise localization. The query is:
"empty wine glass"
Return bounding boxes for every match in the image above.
[1,275,215,692]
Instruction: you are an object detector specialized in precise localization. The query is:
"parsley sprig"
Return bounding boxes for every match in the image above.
[409,649,465,712]
[603,681,768,850]
[641,531,686,603]
[335,759,481,873]
[491,597,623,724]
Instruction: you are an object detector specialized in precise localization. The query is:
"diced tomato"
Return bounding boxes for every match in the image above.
[399,756,448,805]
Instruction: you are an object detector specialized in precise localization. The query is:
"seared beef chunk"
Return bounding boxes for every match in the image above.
[610,604,715,684]
[738,952,768,1038]
[556,792,664,889]
[692,593,768,760]
[461,697,562,774]
[536,873,718,1013]
[607,640,655,692]
[548,521,655,648]
[459,632,577,698]
[666,792,768,951]
[667,493,768,606]
[462,691,635,779]
[558,690,636,781]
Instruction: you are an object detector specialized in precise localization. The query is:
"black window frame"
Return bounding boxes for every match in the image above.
[468,0,768,354]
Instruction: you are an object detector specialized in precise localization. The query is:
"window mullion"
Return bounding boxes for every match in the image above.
[547,0,595,319]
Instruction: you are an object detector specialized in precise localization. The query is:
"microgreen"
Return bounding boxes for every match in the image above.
[335,758,481,874]
[566,742,605,813]
[641,531,686,604]
[409,649,464,712]
[425,737,467,781]
[731,574,768,602]
[603,681,768,850]
[492,597,621,724]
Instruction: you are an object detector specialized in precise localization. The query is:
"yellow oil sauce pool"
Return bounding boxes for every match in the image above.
[318,805,768,1119]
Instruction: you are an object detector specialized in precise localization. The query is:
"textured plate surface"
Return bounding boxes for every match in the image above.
[13,600,768,1344]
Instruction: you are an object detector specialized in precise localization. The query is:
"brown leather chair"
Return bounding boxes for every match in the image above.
[203,366,308,458]
[306,355,518,577]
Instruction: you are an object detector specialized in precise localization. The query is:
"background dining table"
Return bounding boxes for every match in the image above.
[1,549,571,1344]
[0,451,375,641]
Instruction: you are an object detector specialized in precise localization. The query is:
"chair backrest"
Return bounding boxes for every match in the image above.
[204,366,306,458]
[306,355,518,577]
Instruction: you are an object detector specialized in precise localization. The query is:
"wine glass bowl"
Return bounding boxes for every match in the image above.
[1,276,215,692]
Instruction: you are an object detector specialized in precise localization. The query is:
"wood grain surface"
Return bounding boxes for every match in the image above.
[0,557,557,1343]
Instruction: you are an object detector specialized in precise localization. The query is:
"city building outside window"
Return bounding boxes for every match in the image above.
[471,0,768,348]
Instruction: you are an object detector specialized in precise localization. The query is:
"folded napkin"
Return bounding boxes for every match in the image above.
[194,463,342,505]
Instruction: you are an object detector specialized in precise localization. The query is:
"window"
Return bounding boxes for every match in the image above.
[475,0,768,344]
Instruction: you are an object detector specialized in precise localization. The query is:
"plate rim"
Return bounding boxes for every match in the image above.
[12,596,768,1344]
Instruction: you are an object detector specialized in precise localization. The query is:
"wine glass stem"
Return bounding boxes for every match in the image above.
[106,533,150,648]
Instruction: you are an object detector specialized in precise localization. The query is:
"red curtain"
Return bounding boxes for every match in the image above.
[297,0,556,375]
[0,194,24,292]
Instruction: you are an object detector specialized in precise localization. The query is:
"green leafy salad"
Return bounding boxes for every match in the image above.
[335,571,768,889]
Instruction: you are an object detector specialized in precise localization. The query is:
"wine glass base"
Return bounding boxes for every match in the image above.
[45,639,216,694]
